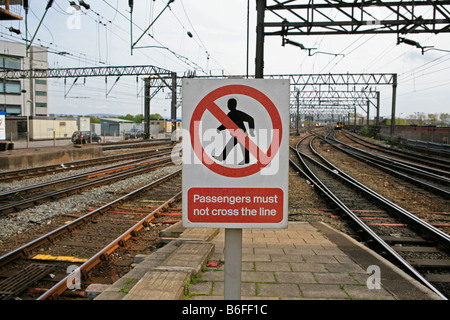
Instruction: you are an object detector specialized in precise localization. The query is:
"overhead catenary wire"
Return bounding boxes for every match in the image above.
[101,0,215,74]
[19,1,212,73]
[8,1,229,76]
[27,1,190,71]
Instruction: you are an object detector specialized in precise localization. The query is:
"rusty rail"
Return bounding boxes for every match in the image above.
[0,169,181,268]
[37,188,181,300]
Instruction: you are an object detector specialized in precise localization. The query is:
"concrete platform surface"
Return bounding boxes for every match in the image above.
[94,221,442,300]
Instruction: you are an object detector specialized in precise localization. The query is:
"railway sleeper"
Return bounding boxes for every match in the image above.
[0,264,56,300]
[381,235,437,245]
[407,259,450,269]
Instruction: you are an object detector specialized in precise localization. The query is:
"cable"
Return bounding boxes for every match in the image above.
[397,78,450,97]
[101,0,213,74]
[325,34,378,73]
[29,7,54,45]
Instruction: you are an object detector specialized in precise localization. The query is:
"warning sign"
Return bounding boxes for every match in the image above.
[182,79,289,228]
[188,188,283,223]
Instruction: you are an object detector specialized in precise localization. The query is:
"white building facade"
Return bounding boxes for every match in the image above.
[0,39,49,117]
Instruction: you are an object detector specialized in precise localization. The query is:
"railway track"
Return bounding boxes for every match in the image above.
[0,146,172,182]
[0,169,182,300]
[341,131,450,173]
[322,131,450,198]
[289,133,450,300]
[101,139,171,151]
[0,152,173,216]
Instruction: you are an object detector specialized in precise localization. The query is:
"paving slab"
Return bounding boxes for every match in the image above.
[123,271,189,300]
[94,228,216,300]
[96,221,443,300]
[159,242,215,276]
[189,222,443,300]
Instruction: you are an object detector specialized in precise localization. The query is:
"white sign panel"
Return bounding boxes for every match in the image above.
[182,79,289,228]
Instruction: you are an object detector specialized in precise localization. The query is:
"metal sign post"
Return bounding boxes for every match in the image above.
[224,228,242,300]
[182,78,289,300]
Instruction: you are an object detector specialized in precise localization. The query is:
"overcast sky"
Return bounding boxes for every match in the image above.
[1,0,449,119]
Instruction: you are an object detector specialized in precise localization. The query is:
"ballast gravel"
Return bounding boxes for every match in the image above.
[0,164,180,240]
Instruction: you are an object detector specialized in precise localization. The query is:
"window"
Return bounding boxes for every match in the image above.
[35,79,47,85]
[0,55,21,70]
[0,104,21,115]
[35,91,47,96]
[0,80,21,94]
[36,103,47,108]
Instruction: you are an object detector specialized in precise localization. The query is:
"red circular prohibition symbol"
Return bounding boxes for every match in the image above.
[190,84,283,178]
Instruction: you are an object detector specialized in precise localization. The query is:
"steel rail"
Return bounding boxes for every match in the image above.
[289,140,447,300]
[0,157,173,216]
[341,131,450,171]
[328,133,450,184]
[101,139,171,151]
[319,134,450,198]
[0,147,172,182]
[0,169,182,268]
[37,189,182,300]
[306,136,450,246]
[100,138,170,146]
[0,151,173,200]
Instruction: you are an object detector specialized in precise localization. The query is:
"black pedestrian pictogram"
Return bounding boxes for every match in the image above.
[213,98,255,165]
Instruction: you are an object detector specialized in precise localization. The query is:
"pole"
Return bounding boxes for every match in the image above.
[144,78,150,140]
[132,0,174,50]
[129,1,133,55]
[246,0,250,78]
[29,48,34,116]
[296,90,300,135]
[224,228,242,300]
[171,72,177,139]
[376,92,380,128]
[224,1,266,300]
[24,3,29,57]
[26,115,29,149]
[390,74,397,137]
[366,100,370,127]
[255,0,266,79]
[27,0,54,53]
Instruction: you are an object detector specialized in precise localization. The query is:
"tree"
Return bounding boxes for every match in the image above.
[119,114,135,122]
[87,116,100,124]
[440,113,450,124]
[150,113,163,119]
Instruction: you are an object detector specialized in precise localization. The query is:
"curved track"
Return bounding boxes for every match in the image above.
[323,131,450,198]
[289,132,450,300]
